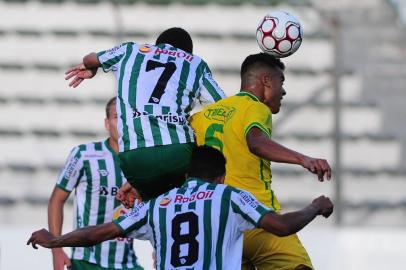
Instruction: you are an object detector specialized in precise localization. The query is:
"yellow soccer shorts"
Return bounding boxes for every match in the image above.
[242,228,313,270]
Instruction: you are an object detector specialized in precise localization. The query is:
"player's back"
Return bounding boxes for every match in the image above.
[117,178,269,270]
[97,42,225,152]
[150,179,245,270]
[190,92,280,209]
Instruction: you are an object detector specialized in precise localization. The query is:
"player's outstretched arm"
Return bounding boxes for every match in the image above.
[65,53,100,88]
[246,127,332,181]
[259,196,333,236]
[27,223,122,249]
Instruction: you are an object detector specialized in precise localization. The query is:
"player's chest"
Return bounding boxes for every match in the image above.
[79,156,126,196]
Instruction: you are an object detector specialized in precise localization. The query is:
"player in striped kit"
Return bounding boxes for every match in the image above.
[65,28,226,200]
[31,146,334,270]
[47,98,143,270]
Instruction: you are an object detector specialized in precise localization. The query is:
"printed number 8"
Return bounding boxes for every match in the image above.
[171,212,199,267]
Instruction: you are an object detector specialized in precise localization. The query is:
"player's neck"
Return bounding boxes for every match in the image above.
[107,137,119,153]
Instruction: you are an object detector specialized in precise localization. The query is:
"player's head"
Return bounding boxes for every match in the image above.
[187,146,226,184]
[105,97,118,142]
[156,27,193,54]
[240,53,286,114]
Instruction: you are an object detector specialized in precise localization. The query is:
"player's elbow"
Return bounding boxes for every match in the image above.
[265,223,293,237]
[261,214,296,237]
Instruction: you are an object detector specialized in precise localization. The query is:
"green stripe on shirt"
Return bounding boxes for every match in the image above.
[215,187,232,269]
[82,160,93,261]
[202,184,215,269]
[118,45,134,151]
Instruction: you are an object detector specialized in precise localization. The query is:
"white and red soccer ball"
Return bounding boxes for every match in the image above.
[256,11,303,58]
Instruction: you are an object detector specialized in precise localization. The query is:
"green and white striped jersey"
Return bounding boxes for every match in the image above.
[57,140,142,269]
[114,179,271,270]
[97,43,226,152]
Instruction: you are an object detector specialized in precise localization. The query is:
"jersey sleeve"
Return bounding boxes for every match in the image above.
[113,202,150,240]
[96,42,130,72]
[198,64,226,104]
[56,146,84,192]
[230,189,273,232]
[242,102,272,139]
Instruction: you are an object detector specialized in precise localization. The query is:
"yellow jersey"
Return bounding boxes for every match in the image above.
[190,91,280,210]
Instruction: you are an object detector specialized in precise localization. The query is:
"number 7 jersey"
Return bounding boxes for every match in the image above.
[97,43,226,152]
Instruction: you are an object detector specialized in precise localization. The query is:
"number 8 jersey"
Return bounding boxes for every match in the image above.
[114,179,272,270]
[97,43,226,153]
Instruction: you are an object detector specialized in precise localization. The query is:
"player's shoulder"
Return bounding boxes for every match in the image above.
[228,187,261,209]
[201,93,265,114]
[215,184,242,198]
[103,42,134,55]
[237,93,271,115]
[114,41,135,48]
[74,140,112,157]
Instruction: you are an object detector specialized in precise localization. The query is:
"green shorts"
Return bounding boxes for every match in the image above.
[71,259,143,270]
[118,143,196,200]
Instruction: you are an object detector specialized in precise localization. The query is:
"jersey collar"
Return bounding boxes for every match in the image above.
[236,91,260,102]
[182,178,208,187]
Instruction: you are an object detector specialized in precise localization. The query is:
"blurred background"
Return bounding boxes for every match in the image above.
[0,0,405,269]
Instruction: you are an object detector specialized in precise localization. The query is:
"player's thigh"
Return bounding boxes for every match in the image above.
[242,228,313,270]
[118,143,195,199]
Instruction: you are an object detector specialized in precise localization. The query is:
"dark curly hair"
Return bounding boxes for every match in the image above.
[156,27,193,54]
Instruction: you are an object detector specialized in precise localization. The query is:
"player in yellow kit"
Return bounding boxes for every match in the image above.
[190,53,332,270]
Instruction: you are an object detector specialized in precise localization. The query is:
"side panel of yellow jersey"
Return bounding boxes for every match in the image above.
[190,92,280,210]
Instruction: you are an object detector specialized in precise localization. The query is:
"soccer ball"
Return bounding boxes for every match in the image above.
[256,11,303,58]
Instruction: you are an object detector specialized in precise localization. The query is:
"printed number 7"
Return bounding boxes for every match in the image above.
[145,60,177,104]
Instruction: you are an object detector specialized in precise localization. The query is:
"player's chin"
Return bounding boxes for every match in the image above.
[272,105,281,114]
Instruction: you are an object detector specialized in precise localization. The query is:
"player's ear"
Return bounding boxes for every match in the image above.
[104,118,109,131]
[261,71,272,88]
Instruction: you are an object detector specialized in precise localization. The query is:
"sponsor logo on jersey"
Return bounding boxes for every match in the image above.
[154,48,194,62]
[64,157,79,179]
[239,191,259,209]
[99,186,119,196]
[132,108,187,125]
[139,45,152,53]
[84,152,109,159]
[127,202,145,218]
[106,45,122,55]
[113,205,130,220]
[174,190,214,204]
[159,197,172,207]
[98,169,109,177]
[204,105,236,123]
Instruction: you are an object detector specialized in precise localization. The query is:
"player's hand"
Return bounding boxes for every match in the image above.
[311,196,334,218]
[65,63,97,88]
[116,182,142,208]
[52,248,72,270]
[27,228,55,249]
[300,156,332,182]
